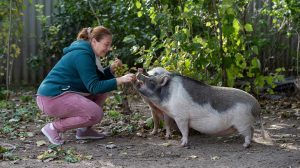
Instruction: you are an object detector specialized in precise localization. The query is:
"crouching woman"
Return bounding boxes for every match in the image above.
[36,26,135,145]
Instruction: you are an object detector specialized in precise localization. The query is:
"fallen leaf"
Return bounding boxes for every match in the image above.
[85,155,93,160]
[106,144,117,149]
[9,118,19,123]
[188,155,198,159]
[27,132,34,137]
[76,140,88,144]
[44,157,55,162]
[36,140,47,147]
[160,142,171,147]
[120,152,127,155]
[37,154,44,160]
[211,156,221,160]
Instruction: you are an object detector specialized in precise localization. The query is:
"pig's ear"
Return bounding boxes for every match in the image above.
[159,75,170,86]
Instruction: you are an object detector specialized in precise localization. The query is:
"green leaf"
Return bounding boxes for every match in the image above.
[251,57,261,70]
[184,7,189,12]
[244,23,253,32]
[233,18,240,34]
[123,35,136,44]
[222,25,234,37]
[254,75,265,88]
[136,0,142,9]
[235,53,246,68]
[146,117,154,129]
[251,46,259,55]
[275,67,285,73]
[226,69,235,87]
[64,155,79,163]
[265,76,273,85]
[206,22,211,27]
[0,146,8,154]
[137,11,143,17]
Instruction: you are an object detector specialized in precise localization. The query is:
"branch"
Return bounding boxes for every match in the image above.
[277,18,287,32]
[296,30,300,76]
[6,0,12,100]
[213,0,225,85]
[88,0,101,25]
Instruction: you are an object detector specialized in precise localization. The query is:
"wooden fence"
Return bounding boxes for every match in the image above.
[11,0,56,86]
[3,0,300,85]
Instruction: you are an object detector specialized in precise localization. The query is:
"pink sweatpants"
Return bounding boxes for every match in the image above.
[36,92,108,132]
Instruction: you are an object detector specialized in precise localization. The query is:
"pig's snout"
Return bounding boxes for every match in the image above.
[135,72,149,88]
[135,79,144,88]
[136,72,149,82]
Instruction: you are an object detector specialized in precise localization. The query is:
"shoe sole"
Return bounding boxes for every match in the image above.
[41,127,64,145]
[75,135,105,140]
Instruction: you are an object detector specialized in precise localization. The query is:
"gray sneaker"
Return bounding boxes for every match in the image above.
[76,127,105,140]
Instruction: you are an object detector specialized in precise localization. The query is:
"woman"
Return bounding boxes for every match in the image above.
[36,26,135,145]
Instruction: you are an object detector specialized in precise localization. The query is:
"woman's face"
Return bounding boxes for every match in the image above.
[91,35,112,57]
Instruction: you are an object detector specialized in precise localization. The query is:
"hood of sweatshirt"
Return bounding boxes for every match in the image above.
[63,40,94,57]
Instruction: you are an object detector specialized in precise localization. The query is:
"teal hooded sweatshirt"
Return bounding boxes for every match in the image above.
[37,40,117,96]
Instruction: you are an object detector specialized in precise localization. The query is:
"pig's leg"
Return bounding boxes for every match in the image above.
[164,114,172,139]
[174,117,189,146]
[150,106,160,135]
[238,126,253,148]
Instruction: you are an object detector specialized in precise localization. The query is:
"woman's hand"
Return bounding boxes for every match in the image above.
[110,58,123,74]
[116,73,136,85]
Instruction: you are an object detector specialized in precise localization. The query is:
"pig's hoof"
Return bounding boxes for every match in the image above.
[184,145,190,149]
[243,143,251,148]
[180,143,190,148]
[150,130,157,135]
[180,142,188,147]
[165,134,172,139]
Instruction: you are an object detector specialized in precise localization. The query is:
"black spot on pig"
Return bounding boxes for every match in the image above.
[180,75,238,112]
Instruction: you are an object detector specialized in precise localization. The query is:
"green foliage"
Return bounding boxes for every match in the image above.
[35,0,300,93]
[0,87,6,100]
[106,110,121,121]
[0,0,24,83]
[0,146,7,154]
[0,0,24,95]
[133,0,291,93]
[20,95,33,103]
[37,145,90,163]
[34,0,156,67]
[0,145,19,161]
[146,117,154,129]
[0,94,41,139]
[146,117,164,129]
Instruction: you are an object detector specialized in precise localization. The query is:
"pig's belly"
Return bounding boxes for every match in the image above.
[189,115,234,134]
[167,96,251,135]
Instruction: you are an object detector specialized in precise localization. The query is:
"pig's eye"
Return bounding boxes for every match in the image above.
[148,78,156,86]
[149,78,155,84]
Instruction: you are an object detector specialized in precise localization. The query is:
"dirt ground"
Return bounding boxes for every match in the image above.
[0,96,299,168]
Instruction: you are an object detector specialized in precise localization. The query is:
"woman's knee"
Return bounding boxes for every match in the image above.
[86,93,109,107]
[88,107,104,124]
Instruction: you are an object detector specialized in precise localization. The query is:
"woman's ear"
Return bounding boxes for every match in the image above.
[91,38,97,45]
